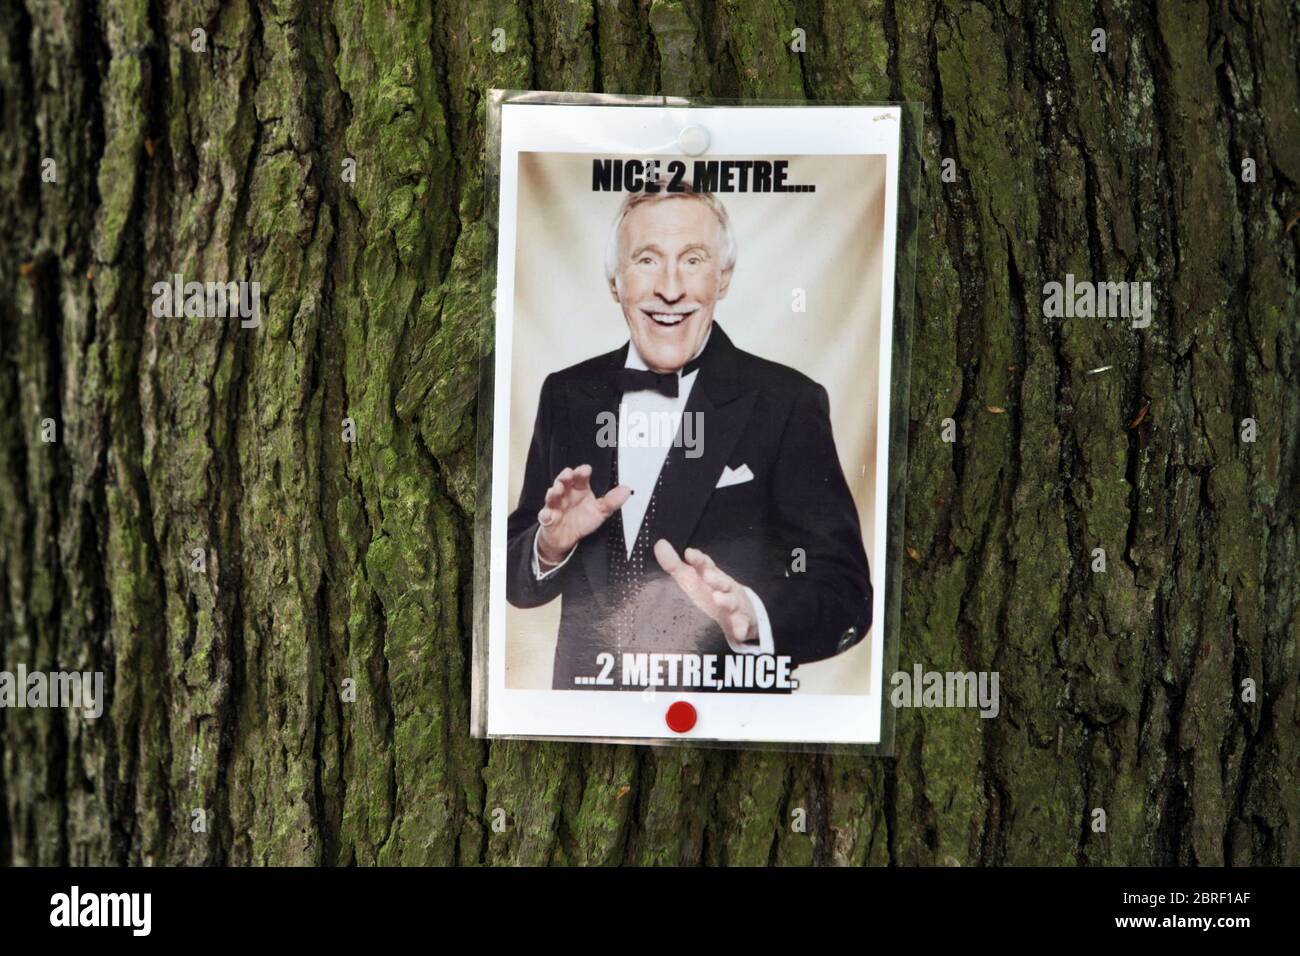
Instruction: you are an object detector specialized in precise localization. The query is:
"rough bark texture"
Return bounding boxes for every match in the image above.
[1,0,1297,867]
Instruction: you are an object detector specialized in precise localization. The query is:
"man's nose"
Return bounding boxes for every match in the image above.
[655,262,685,303]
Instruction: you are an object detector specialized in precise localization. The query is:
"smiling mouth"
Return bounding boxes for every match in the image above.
[642,308,696,327]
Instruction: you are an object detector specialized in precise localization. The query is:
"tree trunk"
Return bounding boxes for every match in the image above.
[1,0,1297,867]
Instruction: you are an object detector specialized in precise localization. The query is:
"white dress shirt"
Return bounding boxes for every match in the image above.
[532,331,774,654]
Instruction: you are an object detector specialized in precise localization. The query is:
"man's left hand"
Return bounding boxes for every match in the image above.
[653,540,758,648]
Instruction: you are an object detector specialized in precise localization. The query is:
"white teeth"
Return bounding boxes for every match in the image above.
[647,311,689,326]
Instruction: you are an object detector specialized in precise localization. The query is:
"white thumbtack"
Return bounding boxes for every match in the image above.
[677,125,710,156]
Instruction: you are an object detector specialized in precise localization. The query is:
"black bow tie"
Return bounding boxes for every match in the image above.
[617,356,704,398]
[617,368,680,397]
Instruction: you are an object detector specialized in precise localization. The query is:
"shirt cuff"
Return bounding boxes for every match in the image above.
[532,528,576,581]
[727,586,775,655]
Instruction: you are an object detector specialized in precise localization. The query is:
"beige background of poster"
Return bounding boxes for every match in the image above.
[506,151,885,694]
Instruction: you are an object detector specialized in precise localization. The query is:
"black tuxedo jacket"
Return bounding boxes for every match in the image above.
[505,324,872,690]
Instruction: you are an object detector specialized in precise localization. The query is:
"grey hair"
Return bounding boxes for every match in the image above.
[604,178,738,285]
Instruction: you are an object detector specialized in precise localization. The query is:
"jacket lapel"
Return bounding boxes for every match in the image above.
[652,385,756,552]
[569,346,625,608]
[649,325,757,552]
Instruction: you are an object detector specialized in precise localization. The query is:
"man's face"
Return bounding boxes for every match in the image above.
[610,198,733,373]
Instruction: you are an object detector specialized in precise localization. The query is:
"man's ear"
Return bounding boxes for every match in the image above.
[716,265,734,299]
[609,275,622,303]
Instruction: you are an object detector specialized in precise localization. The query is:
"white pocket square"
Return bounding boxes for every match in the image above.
[716,463,754,489]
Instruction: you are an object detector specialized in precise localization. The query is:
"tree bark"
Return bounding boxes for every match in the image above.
[0,0,1297,866]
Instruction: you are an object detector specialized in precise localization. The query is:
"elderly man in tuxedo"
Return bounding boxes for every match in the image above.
[506,180,872,691]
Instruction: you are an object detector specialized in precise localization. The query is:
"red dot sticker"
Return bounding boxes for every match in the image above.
[665,701,696,734]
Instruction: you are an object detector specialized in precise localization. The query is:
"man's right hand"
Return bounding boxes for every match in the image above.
[536,464,631,565]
